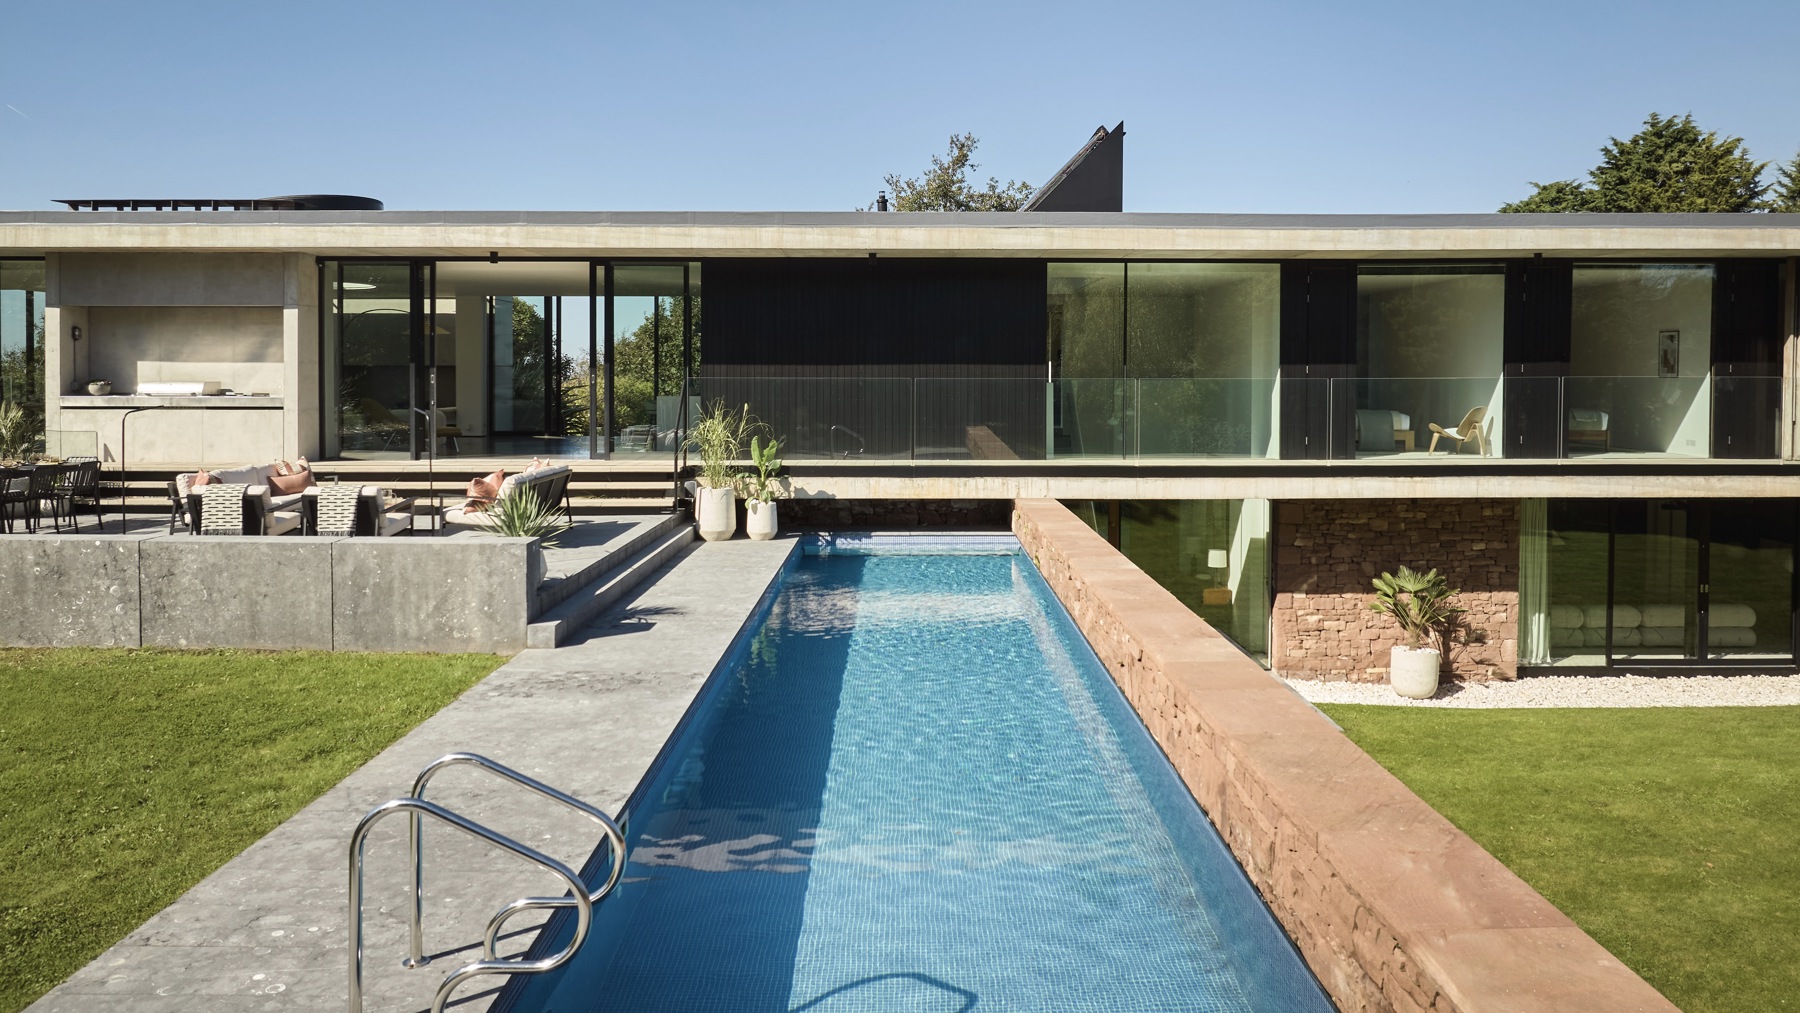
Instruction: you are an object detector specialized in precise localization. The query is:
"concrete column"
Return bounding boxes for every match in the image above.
[455,296,489,436]
[283,254,320,460]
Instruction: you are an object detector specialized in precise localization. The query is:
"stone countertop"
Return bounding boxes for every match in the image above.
[59,394,286,408]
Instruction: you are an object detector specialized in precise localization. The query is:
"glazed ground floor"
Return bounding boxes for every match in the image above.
[1068,495,1798,679]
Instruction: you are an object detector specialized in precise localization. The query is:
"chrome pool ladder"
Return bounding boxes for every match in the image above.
[347,752,626,1013]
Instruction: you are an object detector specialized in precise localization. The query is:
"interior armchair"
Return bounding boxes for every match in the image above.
[1428,405,1490,456]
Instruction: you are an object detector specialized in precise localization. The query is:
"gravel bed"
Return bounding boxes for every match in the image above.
[1284,672,1800,708]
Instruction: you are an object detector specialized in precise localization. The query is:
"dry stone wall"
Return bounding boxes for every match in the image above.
[1273,499,1520,682]
[1013,498,1675,1013]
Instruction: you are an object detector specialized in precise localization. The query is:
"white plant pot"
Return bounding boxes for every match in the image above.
[1389,645,1441,699]
[697,487,737,542]
[745,499,778,540]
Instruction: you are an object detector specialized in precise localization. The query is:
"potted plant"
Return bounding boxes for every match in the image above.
[741,435,784,540]
[1368,566,1464,699]
[481,485,572,592]
[684,401,762,542]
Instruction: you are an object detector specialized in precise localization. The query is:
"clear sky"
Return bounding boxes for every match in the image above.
[3,0,1798,214]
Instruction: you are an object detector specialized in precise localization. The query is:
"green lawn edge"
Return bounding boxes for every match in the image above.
[1319,703,1800,1013]
[0,647,502,1013]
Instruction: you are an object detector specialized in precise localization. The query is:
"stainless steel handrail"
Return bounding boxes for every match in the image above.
[405,753,626,970]
[347,797,593,1013]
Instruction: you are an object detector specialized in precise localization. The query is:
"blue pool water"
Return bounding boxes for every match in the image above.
[499,536,1332,1012]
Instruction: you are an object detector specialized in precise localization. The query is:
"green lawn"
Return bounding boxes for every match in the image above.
[0,647,502,1013]
[1320,704,1800,1013]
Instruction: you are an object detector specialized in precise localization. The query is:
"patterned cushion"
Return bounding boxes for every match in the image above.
[198,483,248,535]
[315,485,361,537]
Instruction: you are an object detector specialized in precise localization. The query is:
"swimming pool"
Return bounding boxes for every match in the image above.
[497,535,1332,1012]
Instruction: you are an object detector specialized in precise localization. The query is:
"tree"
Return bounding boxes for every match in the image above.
[1766,153,1800,212]
[877,133,1035,211]
[1499,113,1769,213]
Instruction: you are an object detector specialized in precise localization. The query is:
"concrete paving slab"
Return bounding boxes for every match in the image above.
[27,535,798,1013]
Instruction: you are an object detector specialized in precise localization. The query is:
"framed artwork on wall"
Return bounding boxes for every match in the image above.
[1657,329,1680,378]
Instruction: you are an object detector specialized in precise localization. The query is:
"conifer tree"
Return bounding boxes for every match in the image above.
[1765,153,1800,212]
[1500,113,1769,213]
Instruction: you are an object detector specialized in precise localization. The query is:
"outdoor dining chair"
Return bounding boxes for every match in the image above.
[0,468,30,533]
[26,464,77,533]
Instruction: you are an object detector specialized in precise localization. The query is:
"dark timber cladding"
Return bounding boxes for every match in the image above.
[1712,259,1785,459]
[1021,122,1126,213]
[1279,262,1356,459]
[702,258,1048,458]
[1502,259,1574,459]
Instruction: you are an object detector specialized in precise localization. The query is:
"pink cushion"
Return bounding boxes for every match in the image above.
[267,469,312,495]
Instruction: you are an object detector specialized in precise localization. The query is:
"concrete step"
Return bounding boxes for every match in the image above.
[526,524,697,649]
[535,515,682,612]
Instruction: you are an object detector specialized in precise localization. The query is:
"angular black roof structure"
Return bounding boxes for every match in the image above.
[1022,122,1124,213]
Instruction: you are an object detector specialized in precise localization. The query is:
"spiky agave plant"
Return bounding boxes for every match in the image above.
[0,400,37,461]
[484,486,570,547]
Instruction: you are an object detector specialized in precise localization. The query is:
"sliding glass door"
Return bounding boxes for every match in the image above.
[1542,498,1796,667]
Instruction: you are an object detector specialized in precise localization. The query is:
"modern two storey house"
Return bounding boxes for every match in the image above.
[3,172,1797,681]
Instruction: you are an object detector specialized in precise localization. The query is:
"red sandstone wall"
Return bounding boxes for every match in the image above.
[1013,498,1675,1013]
[1273,499,1520,682]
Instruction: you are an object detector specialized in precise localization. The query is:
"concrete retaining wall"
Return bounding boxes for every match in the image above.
[1012,498,1676,1013]
[0,534,535,653]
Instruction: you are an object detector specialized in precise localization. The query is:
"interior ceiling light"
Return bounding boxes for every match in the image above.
[337,281,377,290]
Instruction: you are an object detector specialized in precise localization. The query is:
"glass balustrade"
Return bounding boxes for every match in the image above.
[678,373,1779,462]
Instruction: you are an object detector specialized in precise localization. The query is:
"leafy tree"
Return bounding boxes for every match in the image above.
[877,133,1035,211]
[1766,153,1800,212]
[1500,113,1769,213]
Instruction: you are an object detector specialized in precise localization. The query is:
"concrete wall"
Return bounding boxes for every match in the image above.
[86,305,283,394]
[0,534,536,653]
[1272,498,1521,681]
[1011,498,1676,1013]
[42,251,316,464]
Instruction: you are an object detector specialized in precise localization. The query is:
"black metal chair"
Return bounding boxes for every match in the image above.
[166,481,190,534]
[0,468,30,533]
[26,464,75,533]
[64,458,105,531]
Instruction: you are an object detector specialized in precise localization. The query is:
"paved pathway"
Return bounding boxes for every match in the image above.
[1287,671,1800,708]
[29,535,797,1013]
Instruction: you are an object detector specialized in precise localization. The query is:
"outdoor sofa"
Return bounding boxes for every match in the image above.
[442,464,574,532]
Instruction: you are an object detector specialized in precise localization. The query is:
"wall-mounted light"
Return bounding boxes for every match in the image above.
[71,326,81,342]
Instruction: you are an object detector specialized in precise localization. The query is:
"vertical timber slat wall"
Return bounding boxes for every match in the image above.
[701,258,1048,459]
[1711,258,1785,459]
[1502,259,1573,459]
[1278,262,1356,459]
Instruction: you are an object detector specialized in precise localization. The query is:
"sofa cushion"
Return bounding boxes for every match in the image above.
[268,469,313,495]
[467,469,505,506]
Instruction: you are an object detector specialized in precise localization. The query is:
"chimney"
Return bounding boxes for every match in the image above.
[876,191,889,212]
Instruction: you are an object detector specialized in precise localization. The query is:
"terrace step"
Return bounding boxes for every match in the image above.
[526,524,698,649]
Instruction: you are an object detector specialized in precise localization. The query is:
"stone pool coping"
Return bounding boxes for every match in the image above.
[1012,498,1677,1013]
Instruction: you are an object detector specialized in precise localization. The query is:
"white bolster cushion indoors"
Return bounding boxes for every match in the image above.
[1550,627,1585,648]
[1391,412,1411,430]
[1708,627,1758,648]
[1583,604,1641,628]
[1638,604,1686,628]
[1637,626,1687,647]
[1710,603,1758,628]
[1549,604,1585,629]
[1582,627,1642,647]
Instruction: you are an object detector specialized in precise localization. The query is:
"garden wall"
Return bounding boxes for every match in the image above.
[1273,498,1519,682]
[1012,498,1674,1013]
[0,534,537,653]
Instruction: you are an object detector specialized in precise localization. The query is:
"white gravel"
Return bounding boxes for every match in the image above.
[1283,673,1800,708]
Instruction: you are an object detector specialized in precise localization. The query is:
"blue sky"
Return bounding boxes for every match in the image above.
[3,0,1798,213]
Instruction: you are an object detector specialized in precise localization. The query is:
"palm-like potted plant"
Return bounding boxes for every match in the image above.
[684,402,763,542]
[741,436,784,540]
[1368,566,1465,699]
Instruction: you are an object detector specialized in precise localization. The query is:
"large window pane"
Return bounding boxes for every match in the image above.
[1706,500,1795,661]
[0,260,46,434]
[1353,265,1504,457]
[334,263,414,459]
[1048,264,1123,457]
[1127,263,1278,457]
[1116,499,1272,665]
[1546,500,1612,665]
[1612,501,1700,662]
[1568,264,1713,457]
